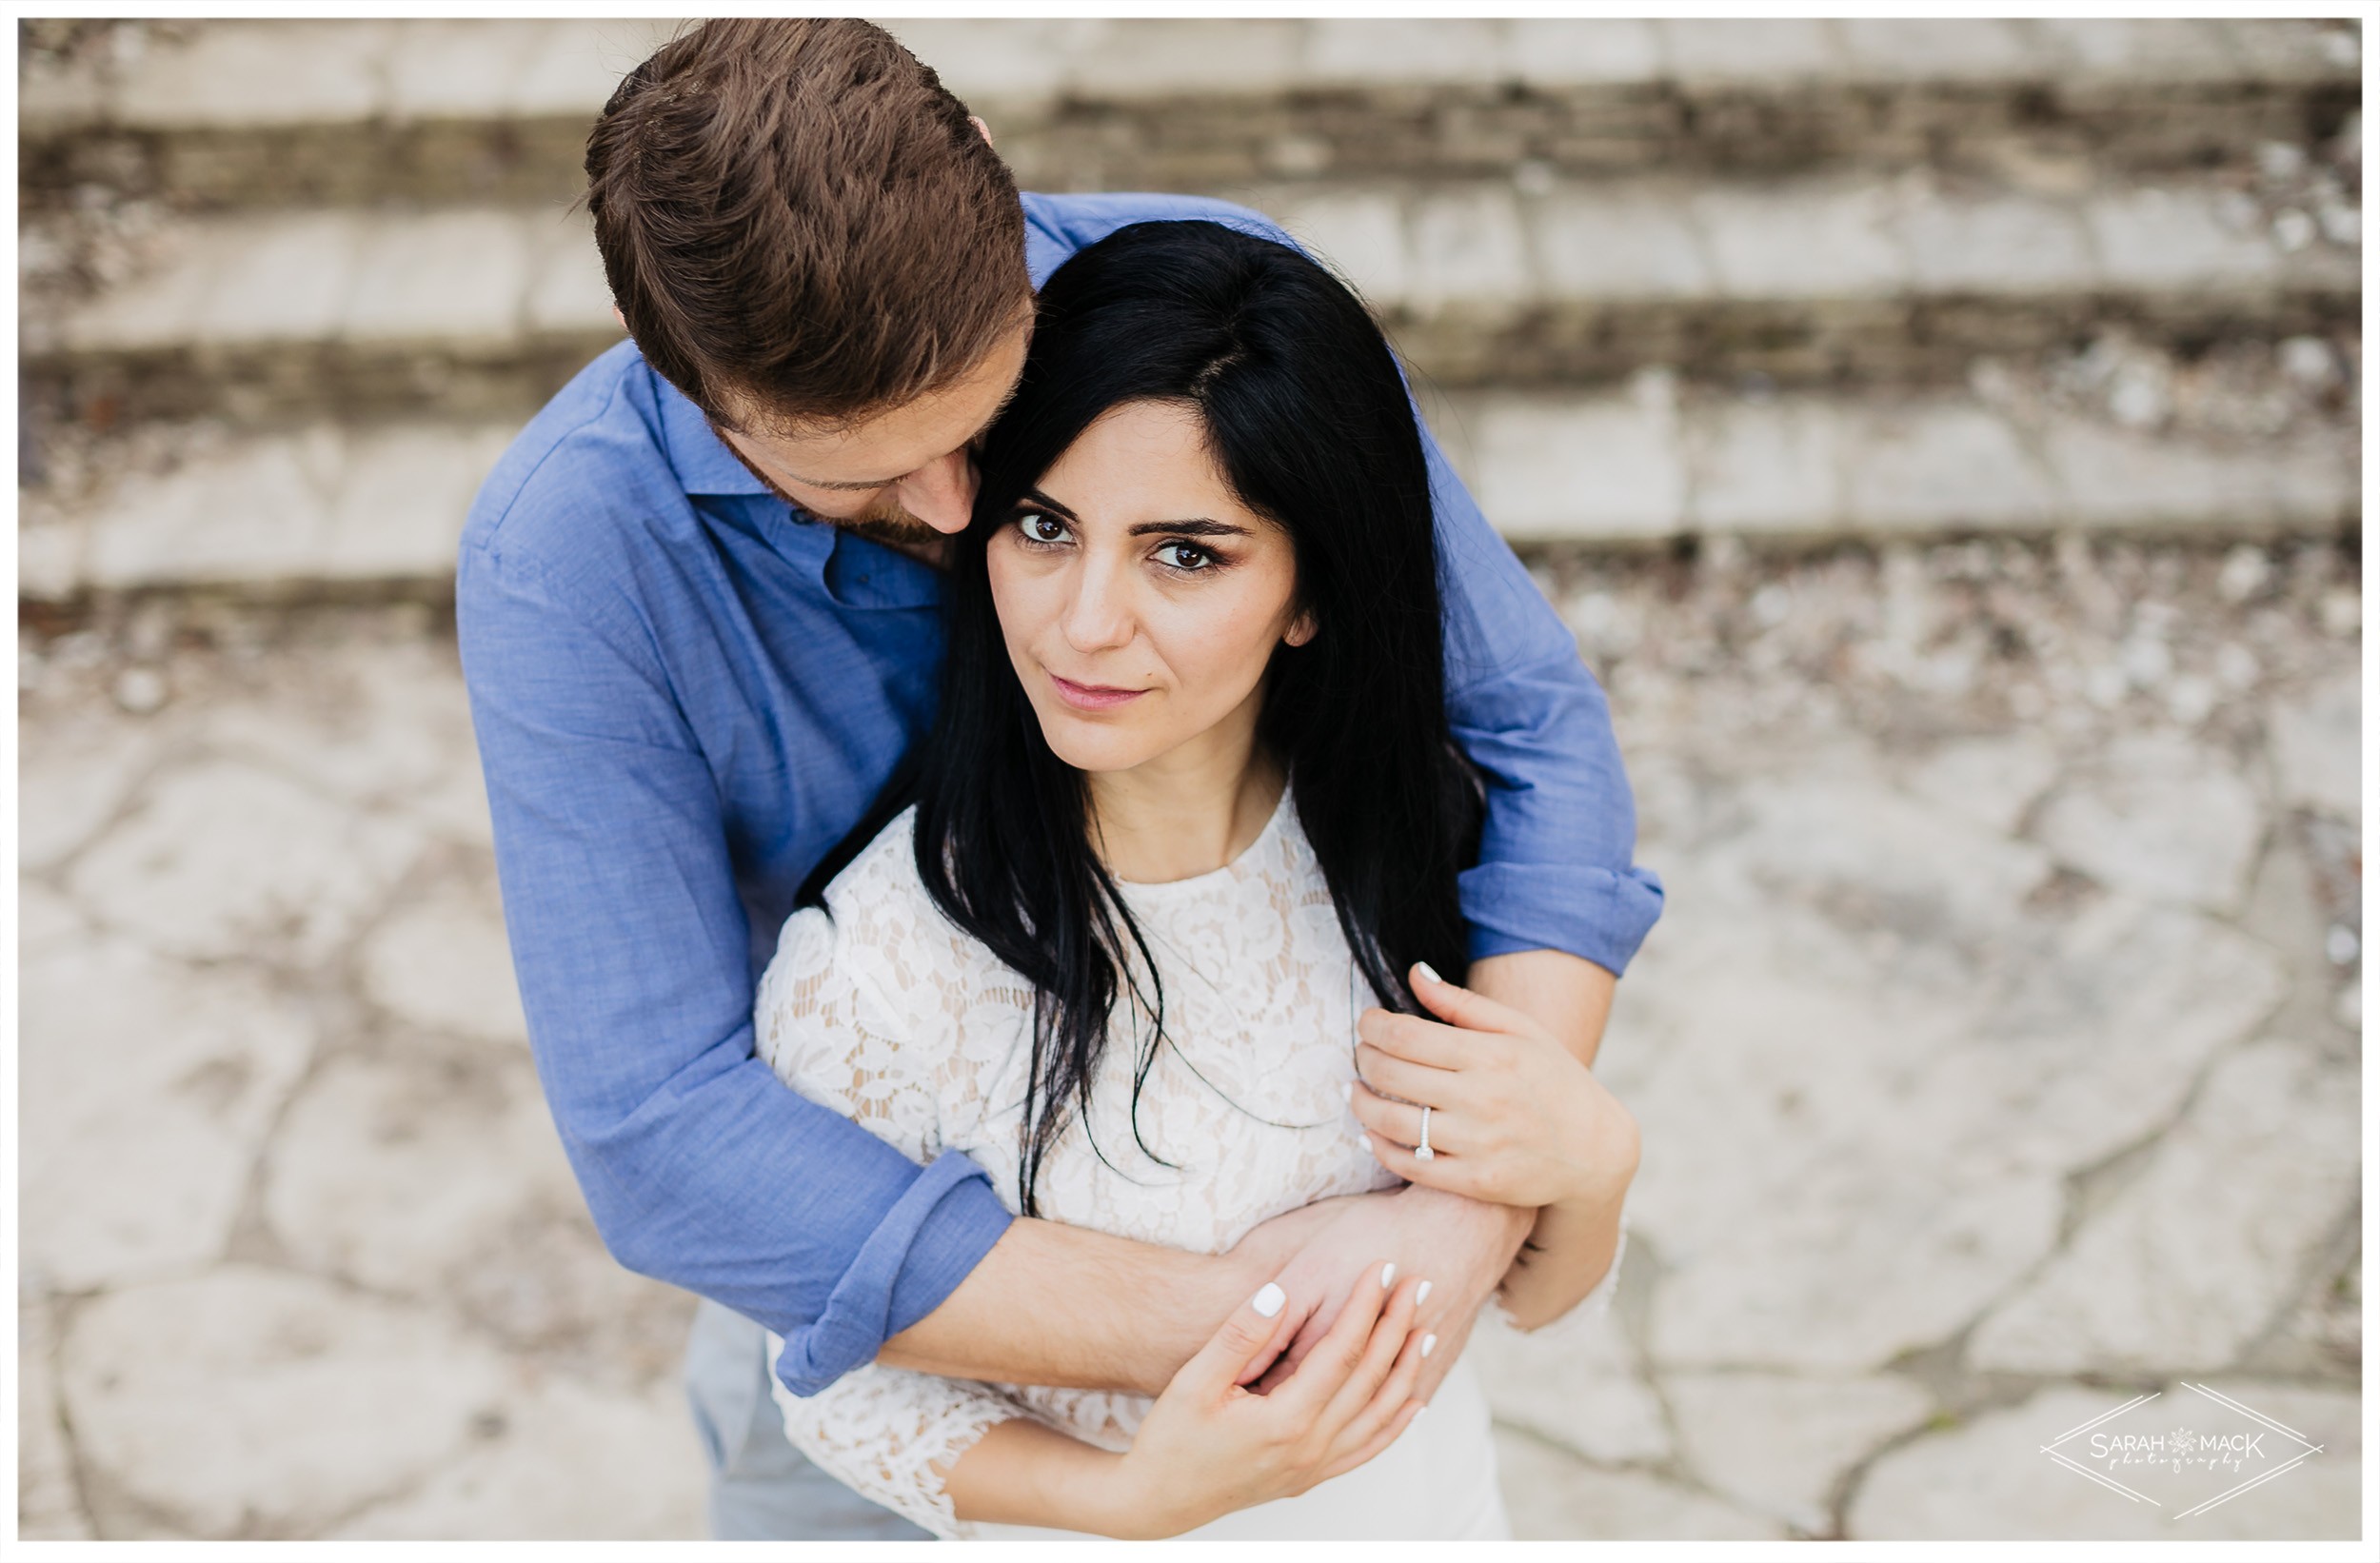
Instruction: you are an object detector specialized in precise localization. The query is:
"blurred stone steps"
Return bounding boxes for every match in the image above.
[20,18,2359,208]
[21,388,2351,603]
[922,17,2361,197]
[1268,173,2355,390]
[1427,380,2355,544]
[22,173,2357,426]
[24,205,619,425]
[14,14,2363,603]
[19,420,515,603]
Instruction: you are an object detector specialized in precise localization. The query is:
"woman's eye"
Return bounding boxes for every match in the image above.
[1157,543,1215,571]
[1016,512,1068,544]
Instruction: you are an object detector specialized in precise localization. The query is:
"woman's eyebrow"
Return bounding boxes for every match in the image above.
[1018,487,1250,539]
[1125,517,1250,539]
[1019,486,1081,521]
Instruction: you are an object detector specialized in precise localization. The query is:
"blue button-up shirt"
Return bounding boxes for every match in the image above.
[457,191,1663,1398]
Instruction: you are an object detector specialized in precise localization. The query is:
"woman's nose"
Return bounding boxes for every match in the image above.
[1060,558,1136,654]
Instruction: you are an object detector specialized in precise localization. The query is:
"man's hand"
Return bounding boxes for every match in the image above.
[1232,1182,1532,1399]
[1220,1192,1364,1279]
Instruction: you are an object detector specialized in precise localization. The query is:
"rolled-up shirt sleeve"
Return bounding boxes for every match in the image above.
[1424,432,1667,974]
[457,534,1012,1397]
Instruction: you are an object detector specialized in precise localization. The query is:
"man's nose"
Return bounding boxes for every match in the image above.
[899,448,979,535]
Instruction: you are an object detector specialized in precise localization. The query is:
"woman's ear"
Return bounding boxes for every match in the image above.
[1284,609,1319,648]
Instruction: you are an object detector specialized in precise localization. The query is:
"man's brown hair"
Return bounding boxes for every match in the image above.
[585,19,1029,431]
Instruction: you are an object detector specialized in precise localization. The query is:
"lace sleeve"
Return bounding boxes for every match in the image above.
[1489,1197,1632,1338]
[753,898,944,1163]
[754,851,1029,1539]
[765,1338,1025,1540]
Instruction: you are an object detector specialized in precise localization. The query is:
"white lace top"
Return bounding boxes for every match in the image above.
[753,789,1626,1538]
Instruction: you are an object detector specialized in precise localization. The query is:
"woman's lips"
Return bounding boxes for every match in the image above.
[1048,672,1147,712]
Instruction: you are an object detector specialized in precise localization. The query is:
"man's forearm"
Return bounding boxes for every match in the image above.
[1465,947,1623,1317]
[1501,1183,1628,1330]
[882,956,1617,1394]
[878,1217,1253,1395]
[1467,947,1616,1068]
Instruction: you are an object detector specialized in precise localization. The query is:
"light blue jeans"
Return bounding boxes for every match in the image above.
[683,1297,934,1540]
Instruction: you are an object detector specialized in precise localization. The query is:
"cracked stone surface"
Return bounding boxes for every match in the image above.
[17,533,2358,1539]
[1612,771,2290,1374]
[21,613,706,1541]
[264,1046,690,1388]
[355,859,528,1046]
[264,1050,581,1296]
[66,754,424,964]
[18,879,89,949]
[58,1265,518,1537]
[1470,1308,1673,1465]
[17,696,183,874]
[1663,1371,1937,1534]
[18,1289,92,1540]
[329,1375,704,1539]
[2033,732,2266,915]
[1496,1427,1789,1539]
[2265,1237,2363,1380]
[1897,729,2063,836]
[200,632,482,810]
[20,930,315,1291]
[1845,1379,2362,1539]
[2267,669,2361,821]
[1967,1038,2361,1375]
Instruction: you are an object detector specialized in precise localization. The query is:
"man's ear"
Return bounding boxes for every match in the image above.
[1284,609,1319,648]
[968,114,995,149]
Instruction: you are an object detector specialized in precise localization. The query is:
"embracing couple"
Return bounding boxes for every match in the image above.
[460,18,1661,1542]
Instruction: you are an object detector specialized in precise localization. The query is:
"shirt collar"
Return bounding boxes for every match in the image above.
[654,371,773,498]
[648,360,941,609]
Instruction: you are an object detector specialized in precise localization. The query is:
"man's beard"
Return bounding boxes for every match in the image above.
[832,493,948,549]
[708,415,954,550]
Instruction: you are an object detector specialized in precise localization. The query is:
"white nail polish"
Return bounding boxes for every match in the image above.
[1416,1280,1432,1307]
[1379,1262,1397,1290]
[1252,1282,1285,1318]
[1421,1333,1438,1358]
[1359,1134,1374,1154]
[1415,961,1441,986]
[1412,1404,1428,1423]
[1344,1080,1355,1103]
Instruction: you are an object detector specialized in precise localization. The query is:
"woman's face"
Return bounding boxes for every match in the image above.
[986,399,1314,777]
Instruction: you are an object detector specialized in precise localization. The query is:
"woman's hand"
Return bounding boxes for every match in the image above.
[1350,962,1639,1211]
[1097,1258,1430,1537]
[1230,1183,1528,1397]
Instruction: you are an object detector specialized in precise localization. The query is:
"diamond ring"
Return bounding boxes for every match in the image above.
[1416,1104,1435,1161]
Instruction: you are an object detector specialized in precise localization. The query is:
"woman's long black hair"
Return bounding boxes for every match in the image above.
[825,220,1484,1216]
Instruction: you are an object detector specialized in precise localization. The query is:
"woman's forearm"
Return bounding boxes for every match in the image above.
[941,1416,1140,1536]
[1497,1183,1628,1330]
